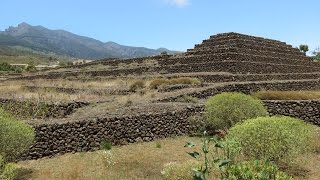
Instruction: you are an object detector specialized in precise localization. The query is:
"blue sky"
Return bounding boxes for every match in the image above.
[1,0,319,52]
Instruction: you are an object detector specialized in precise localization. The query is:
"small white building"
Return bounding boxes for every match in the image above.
[73,59,93,65]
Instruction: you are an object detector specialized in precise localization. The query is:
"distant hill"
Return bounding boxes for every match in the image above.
[0,45,71,65]
[0,23,179,60]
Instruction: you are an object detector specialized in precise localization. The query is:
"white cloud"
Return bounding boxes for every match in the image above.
[165,0,190,8]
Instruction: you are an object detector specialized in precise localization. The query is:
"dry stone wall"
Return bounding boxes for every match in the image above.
[20,105,202,160]
[19,100,320,160]
[160,79,320,102]
[266,100,320,126]
[0,98,89,118]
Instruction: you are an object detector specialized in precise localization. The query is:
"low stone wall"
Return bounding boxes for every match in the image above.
[160,79,320,102]
[265,100,320,126]
[191,73,320,83]
[24,86,132,96]
[19,99,320,161]
[20,105,202,160]
[0,98,89,118]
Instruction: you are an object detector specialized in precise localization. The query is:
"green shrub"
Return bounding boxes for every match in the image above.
[129,80,145,92]
[0,62,23,73]
[0,109,35,161]
[205,92,267,130]
[100,139,112,150]
[0,154,17,180]
[0,163,17,180]
[187,115,207,134]
[227,116,316,164]
[161,160,201,180]
[226,160,292,180]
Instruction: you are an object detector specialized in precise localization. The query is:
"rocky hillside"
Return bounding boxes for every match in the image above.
[0,23,178,59]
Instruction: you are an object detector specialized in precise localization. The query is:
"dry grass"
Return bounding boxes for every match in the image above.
[17,136,202,180]
[252,90,320,100]
[0,76,201,103]
[0,78,150,102]
[149,77,201,89]
[16,131,320,180]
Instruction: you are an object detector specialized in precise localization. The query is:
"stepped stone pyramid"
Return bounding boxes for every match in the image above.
[158,32,320,74]
[187,32,309,62]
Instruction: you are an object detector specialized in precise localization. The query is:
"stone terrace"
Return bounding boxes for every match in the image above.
[11,32,320,82]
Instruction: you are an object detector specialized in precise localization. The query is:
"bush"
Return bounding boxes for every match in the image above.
[129,80,145,92]
[227,116,316,164]
[0,155,17,180]
[161,160,201,180]
[0,163,17,180]
[149,78,169,89]
[205,92,267,130]
[100,139,112,150]
[226,160,292,180]
[0,109,35,161]
[0,63,22,73]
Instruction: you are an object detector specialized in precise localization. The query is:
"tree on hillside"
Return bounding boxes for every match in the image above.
[312,47,320,61]
[299,44,309,55]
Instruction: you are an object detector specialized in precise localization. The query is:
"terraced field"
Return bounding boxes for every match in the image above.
[1,32,320,162]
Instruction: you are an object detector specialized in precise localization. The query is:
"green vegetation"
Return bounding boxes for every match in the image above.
[0,108,35,179]
[0,155,17,180]
[252,90,320,100]
[0,62,22,72]
[0,46,72,66]
[312,50,320,61]
[227,116,316,165]
[299,44,309,54]
[161,160,201,180]
[0,108,35,161]
[184,132,291,180]
[205,92,267,130]
[226,160,292,180]
[100,140,112,151]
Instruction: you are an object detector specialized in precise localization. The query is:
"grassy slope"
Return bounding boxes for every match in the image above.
[0,46,72,65]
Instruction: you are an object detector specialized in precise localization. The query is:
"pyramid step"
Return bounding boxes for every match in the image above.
[157,61,320,74]
[181,73,320,83]
[201,38,294,50]
[160,53,316,67]
[189,43,303,55]
[186,47,307,60]
[209,32,288,46]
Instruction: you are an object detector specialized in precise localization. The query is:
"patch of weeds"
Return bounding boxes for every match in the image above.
[100,139,112,150]
[155,141,162,148]
[129,80,145,92]
[149,78,169,89]
[149,77,201,90]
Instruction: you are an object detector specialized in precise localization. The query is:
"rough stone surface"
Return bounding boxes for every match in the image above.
[19,100,320,160]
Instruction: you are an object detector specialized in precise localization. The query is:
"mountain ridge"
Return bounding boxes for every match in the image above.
[0,22,179,60]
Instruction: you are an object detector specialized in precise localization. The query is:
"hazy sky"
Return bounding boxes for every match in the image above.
[1,0,319,52]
